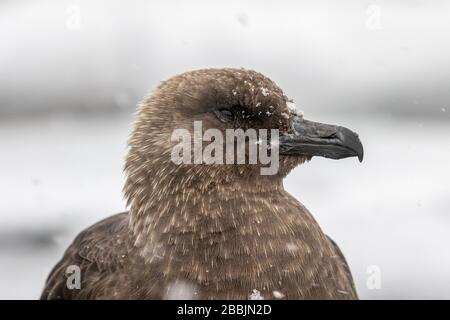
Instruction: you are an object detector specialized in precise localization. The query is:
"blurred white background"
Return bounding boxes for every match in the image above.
[0,0,449,299]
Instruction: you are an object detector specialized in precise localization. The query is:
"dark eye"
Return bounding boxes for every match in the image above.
[215,108,234,122]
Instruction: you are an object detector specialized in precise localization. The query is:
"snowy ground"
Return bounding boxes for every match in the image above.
[0,112,449,299]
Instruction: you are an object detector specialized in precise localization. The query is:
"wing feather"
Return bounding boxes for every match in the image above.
[40,212,129,300]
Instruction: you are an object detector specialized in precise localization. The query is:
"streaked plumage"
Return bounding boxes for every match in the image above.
[41,68,361,300]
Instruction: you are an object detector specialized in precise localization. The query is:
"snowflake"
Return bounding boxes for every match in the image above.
[272,291,285,299]
[249,289,264,300]
[254,139,263,145]
[164,280,197,300]
[286,242,299,252]
[286,101,304,117]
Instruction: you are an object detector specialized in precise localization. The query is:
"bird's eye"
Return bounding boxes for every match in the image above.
[215,108,234,122]
[220,109,233,118]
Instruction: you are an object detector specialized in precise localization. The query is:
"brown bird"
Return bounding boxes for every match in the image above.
[41,68,363,300]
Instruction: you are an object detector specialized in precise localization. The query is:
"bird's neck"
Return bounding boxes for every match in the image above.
[126,174,333,298]
[127,177,296,246]
[126,176,329,289]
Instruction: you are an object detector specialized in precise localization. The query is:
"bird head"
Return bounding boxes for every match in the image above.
[125,68,363,194]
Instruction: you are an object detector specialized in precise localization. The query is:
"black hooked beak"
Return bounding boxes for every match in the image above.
[279,116,364,162]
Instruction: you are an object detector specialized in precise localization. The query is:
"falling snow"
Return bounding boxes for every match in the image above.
[286,243,299,252]
[272,290,285,299]
[249,289,264,300]
[286,101,304,117]
[255,138,263,145]
[164,280,198,300]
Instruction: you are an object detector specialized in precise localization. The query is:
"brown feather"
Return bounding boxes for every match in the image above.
[41,68,358,300]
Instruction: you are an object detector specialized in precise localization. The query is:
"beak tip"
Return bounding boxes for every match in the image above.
[357,143,364,163]
[357,139,364,163]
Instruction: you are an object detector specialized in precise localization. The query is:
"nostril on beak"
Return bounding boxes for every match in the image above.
[322,132,338,140]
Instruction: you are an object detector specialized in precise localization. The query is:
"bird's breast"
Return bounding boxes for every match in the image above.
[132,192,343,299]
